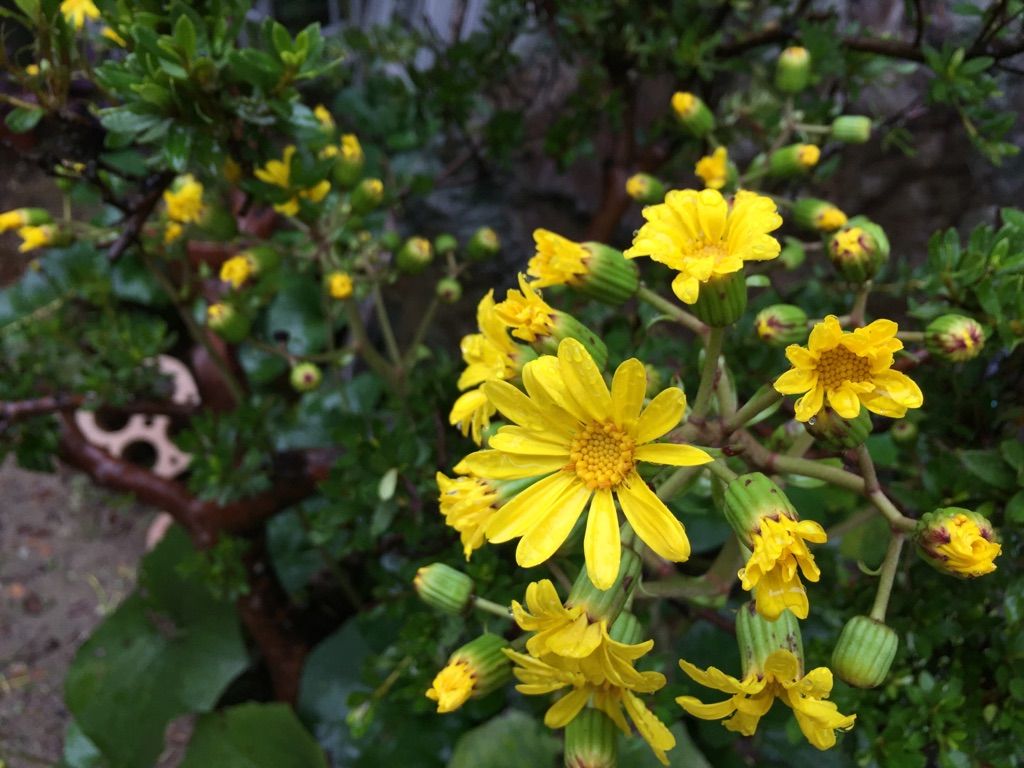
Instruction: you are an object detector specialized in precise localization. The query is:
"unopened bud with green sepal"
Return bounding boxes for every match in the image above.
[775,46,811,93]
[755,304,808,346]
[792,198,848,233]
[577,242,639,305]
[206,303,249,344]
[769,144,820,177]
[290,362,322,392]
[397,237,434,274]
[567,546,641,622]
[693,270,746,327]
[915,507,1001,578]
[831,115,872,144]
[436,277,462,304]
[805,406,872,449]
[925,314,985,362]
[831,615,898,688]
[433,233,458,257]
[564,709,617,768]
[350,178,384,214]
[625,173,666,205]
[723,472,799,547]
[736,601,802,677]
[671,92,715,137]
[828,216,890,283]
[414,562,474,614]
[467,227,501,261]
[427,634,511,713]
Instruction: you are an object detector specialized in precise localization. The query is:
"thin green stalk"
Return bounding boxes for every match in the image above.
[635,285,707,336]
[344,301,397,385]
[656,465,703,502]
[869,533,905,621]
[690,326,725,421]
[856,444,918,532]
[707,458,738,483]
[371,283,403,368]
[896,331,925,343]
[722,384,783,433]
[403,294,440,368]
[472,595,512,620]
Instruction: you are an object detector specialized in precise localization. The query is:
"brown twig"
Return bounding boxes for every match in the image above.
[107,172,176,261]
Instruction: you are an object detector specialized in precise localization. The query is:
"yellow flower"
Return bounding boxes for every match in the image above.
[512,579,603,659]
[774,315,924,422]
[25,64,40,76]
[436,472,503,559]
[449,291,526,444]
[797,144,821,168]
[60,0,99,29]
[101,26,127,46]
[207,303,228,322]
[677,649,856,750]
[313,104,335,130]
[505,648,676,765]
[255,146,296,189]
[219,255,254,289]
[624,189,782,305]
[494,274,555,343]
[671,91,698,118]
[527,229,589,288]
[319,144,339,159]
[694,147,729,190]
[626,174,648,199]
[831,227,864,258]
[816,206,847,231]
[17,225,56,252]
[300,179,331,203]
[0,210,31,233]
[426,660,475,713]
[739,516,827,620]
[164,221,183,244]
[163,175,205,224]
[327,271,353,300]
[274,198,300,216]
[930,512,1002,576]
[456,338,712,589]
[340,134,363,162]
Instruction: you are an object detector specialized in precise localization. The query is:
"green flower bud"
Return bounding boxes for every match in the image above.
[564,708,617,768]
[643,363,664,399]
[804,405,872,449]
[206,303,250,344]
[831,115,872,144]
[625,173,666,205]
[350,177,384,214]
[692,269,747,327]
[915,507,1001,578]
[831,615,898,688]
[736,601,802,677]
[775,46,812,94]
[755,304,808,346]
[537,311,608,370]
[792,198,848,233]
[828,216,890,283]
[436,277,463,304]
[925,314,985,362]
[434,233,459,257]
[332,134,365,188]
[890,420,918,444]
[768,144,820,177]
[567,546,642,621]
[576,242,639,305]
[396,236,434,274]
[427,634,511,713]
[723,473,798,548]
[671,92,715,137]
[466,227,501,261]
[379,230,401,251]
[414,562,474,614]
[290,362,322,392]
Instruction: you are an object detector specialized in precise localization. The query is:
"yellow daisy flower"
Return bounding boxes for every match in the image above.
[255,146,296,189]
[774,315,924,422]
[313,104,335,130]
[436,472,503,560]
[219,255,253,289]
[340,134,363,162]
[456,338,712,589]
[623,189,782,305]
[60,0,99,29]
[493,273,555,342]
[505,647,676,765]
[740,516,827,620]
[695,146,729,190]
[163,175,205,224]
[17,225,57,252]
[164,221,184,244]
[527,229,590,288]
[678,649,855,750]
[327,271,353,300]
[426,660,475,713]
[300,179,331,203]
[512,579,603,659]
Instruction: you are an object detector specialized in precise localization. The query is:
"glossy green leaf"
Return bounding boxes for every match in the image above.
[180,703,327,768]
[447,710,559,768]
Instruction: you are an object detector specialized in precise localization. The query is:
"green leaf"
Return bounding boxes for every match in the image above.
[1006,490,1024,524]
[65,526,248,768]
[959,449,1016,491]
[447,710,559,768]
[180,703,327,768]
[618,721,711,767]
[263,272,328,355]
[5,105,44,133]
[98,107,163,135]
[173,14,197,60]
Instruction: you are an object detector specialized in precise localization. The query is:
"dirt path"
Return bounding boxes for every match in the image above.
[0,460,154,767]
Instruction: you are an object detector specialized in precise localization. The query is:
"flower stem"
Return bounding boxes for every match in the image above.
[856,444,918,532]
[403,294,439,369]
[656,465,703,502]
[896,331,925,343]
[707,458,738,483]
[849,282,872,327]
[371,282,403,368]
[691,326,725,422]
[635,285,707,336]
[722,384,783,433]
[869,533,904,622]
[344,301,397,384]
[472,595,512,620]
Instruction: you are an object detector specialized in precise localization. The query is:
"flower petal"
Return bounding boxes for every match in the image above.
[558,338,612,421]
[456,450,566,480]
[634,442,714,467]
[488,427,570,456]
[676,695,739,721]
[544,688,591,729]
[481,379,543,429]
[516,481,593,567]
[616,472,690,561]
[636,388,687,443]
[774,367,816,395]
[584,489,620,590]
[793,385,824,422]
[485,470,576,542]
[611,358,647,427]
[826,384,861,419]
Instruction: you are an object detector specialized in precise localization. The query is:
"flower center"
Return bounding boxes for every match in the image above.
[815,346,872,390]
[569,421,636,490]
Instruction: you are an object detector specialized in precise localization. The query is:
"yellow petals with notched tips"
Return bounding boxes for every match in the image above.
[494,274,556,342]
[426,661,475,712]
[774,315,923,422]
[512,579,603,659]
[528,229,590,288]
[695,147,729,190]
[739,516,827,620]
[455,338,711,589]
[677,649,856,750]
[436,472,501,560]
[624,189,782,305]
